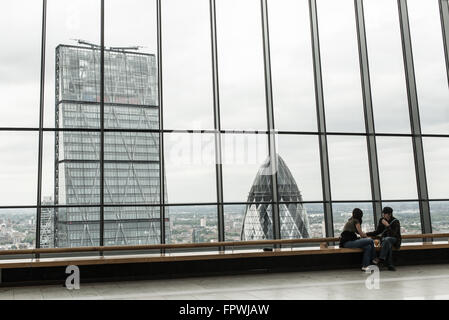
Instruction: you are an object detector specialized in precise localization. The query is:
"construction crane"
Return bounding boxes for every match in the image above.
[109,46,143,52]
[72,39,143,52]
[72,39,101,49]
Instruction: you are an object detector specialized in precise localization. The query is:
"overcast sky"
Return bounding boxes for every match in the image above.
[0,0,448,206]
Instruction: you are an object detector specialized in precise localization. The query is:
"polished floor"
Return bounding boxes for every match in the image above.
[1,264,449,300]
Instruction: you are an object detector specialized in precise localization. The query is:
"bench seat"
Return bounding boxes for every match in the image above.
[0,241,447,270]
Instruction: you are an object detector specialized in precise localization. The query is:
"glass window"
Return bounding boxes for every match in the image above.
[302,203,325,239]
[364,0,411,134]
[106,0,157,52]
[317,0,365,132]
[0,0,42,127]
[225,203,323,242]
[332,202,375,236]
[423,137,449,199]
[276,135,323,202]
[104,132,160,205]
[280,202,325,240]
[165,205,218,244]
[430,201,449,234]
[164,133,217,204]
[377,137,418,200]
[0,209,36,250]
[52,207,100,248]
[105,0,158,131]
[104,206,161,246]
[381,201,421,235]
[224,204,245,241]
[162,0,214,130]
[226,203,323,241]
[42,131,101,206]
[41,132,56,205]
[236,203,274,241]
[216,0,267,130]
[327,136,371,201]
[0,132,38,206]
[45,0,101,128]
[268,0,317,132]
[222,133,269,203]
[408,0,449,134]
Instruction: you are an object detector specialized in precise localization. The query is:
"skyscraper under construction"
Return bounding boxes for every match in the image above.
[50,44,167,247]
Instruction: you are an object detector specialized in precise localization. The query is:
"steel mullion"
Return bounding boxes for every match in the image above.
[157,0,166,247]
[209,0,225,244]
[6,198,449,211]
[309,0,334,237]
[440,0,449,86]
[354,0,382,225]
[100,0,105,249]
[398,0,432,235]
[56,99,158,109]
[35,0,47,254]
[260,0,281,241]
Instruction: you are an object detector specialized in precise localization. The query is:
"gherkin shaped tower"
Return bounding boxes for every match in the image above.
[241,154,310,240]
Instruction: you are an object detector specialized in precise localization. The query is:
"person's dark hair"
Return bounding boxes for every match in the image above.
[382,206,393,215]
[352,208,363,224]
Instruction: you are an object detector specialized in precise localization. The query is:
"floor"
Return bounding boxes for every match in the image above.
[1,264,449,300]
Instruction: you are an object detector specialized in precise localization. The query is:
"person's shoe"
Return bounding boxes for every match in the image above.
[387,265,396,271]
[372,258,380,265]
[361,266,370,272]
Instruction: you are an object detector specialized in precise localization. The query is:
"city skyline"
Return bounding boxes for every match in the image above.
[0,0,448,249]
[0,0,448,206]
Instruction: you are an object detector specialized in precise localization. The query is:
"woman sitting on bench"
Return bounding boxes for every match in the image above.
[339,208,378,271]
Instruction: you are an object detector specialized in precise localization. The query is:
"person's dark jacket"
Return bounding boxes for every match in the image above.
[367,217,402,249]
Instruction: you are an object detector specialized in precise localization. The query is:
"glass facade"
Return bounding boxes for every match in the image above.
[54,46,162,247]
[0,0,448,251]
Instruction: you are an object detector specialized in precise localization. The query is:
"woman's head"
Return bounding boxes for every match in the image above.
[352,208,363,223]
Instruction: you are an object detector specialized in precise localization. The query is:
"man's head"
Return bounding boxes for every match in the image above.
[382,206,393,220]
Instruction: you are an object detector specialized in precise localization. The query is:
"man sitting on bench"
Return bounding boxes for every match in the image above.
[367,207,402,271]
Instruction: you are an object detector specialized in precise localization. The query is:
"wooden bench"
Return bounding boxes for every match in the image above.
[0,233,447,269]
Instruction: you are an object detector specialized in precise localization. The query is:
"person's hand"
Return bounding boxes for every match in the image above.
[360,232,367,238]
[381,219,390,227]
